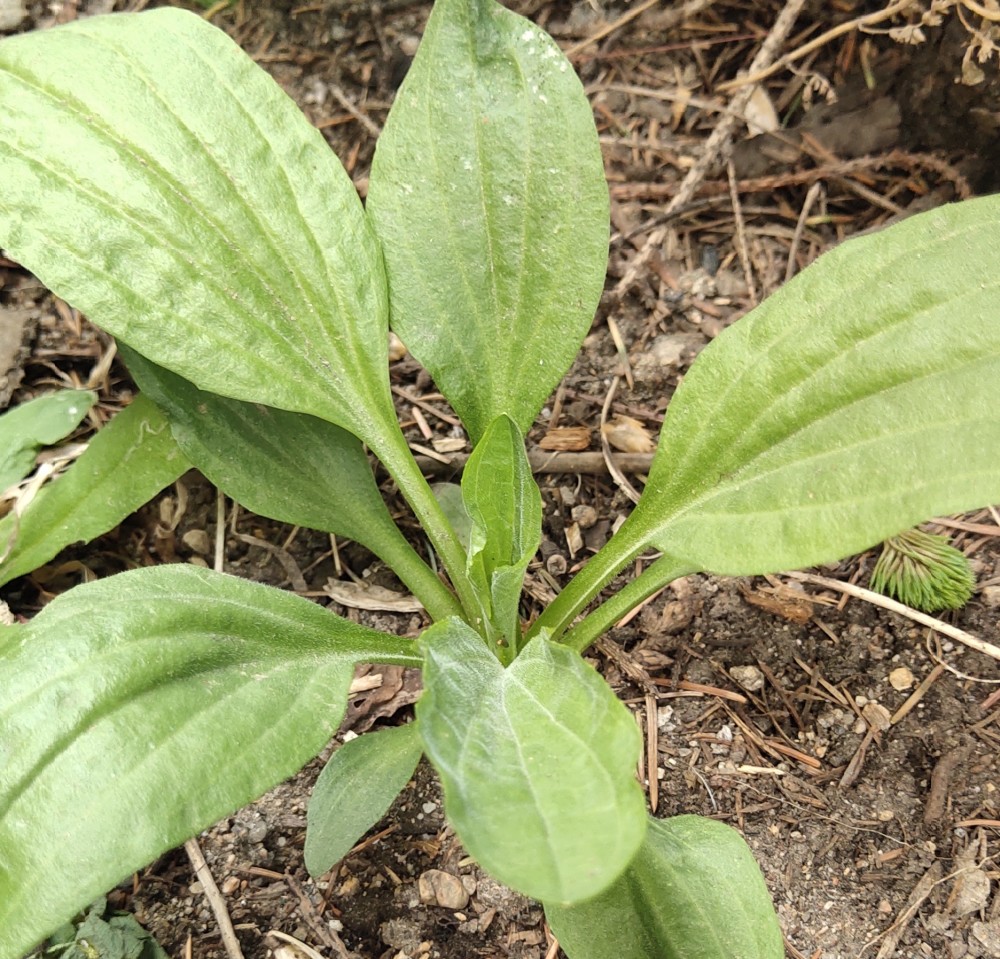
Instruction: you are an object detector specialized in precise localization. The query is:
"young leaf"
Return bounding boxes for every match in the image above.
[416,619,646,903]
[624,196,1000,575]
[462,415,541,646]
[0,565,421,959]
[544,816,784,959]
[0,394,188,587]
[367,0,609,442]
[305,723,423,877]
[0,10,399,450]
[0,388,94,491]
[121,348,460,620]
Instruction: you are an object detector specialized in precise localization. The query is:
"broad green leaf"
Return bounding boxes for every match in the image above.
[367,0,609,443]
[0,389,94,491]
[120,347,460,620]
[626,196,1000,574]
[0,394,188,587]
[305,723,423,877]
[0,564,420,958]
[416,619,645,903]
[462,415,541,645]
[545,815,784,959]
[0,10,400,451]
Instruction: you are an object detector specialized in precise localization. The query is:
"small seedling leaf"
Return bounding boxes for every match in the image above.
[0,394,188,587]
[0,389,94,492]
[305,723,423,877]
[462,415,541,644]
[417,619,646,903]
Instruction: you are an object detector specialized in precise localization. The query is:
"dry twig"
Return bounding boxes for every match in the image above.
[786,571,1000,662]
[615,0,808,296]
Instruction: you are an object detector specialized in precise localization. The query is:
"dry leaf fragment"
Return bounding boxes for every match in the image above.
[323,579,424,612]
[601,415,655,453]
[737,582,813,624]
[538,426,591,451]
[745,84,779,136]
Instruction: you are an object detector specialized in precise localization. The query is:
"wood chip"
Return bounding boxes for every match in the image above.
[538,426,591,451]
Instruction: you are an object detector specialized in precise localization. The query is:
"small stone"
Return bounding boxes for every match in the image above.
[247,820,267,844]
[888,666,915,691]
[545,552,567,576]
[388,332,407,362]
[980,584,1000,608]
[730,664,764,692]
[182,529,212,555]
[571,504,598,529]
[0,0,27,31]
[221,875,240,895]
[418,869,469,910]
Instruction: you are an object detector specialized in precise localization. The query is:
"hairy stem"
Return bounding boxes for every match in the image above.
[526,515,650,644]
[561,553,697,654]
[372,428,481,626]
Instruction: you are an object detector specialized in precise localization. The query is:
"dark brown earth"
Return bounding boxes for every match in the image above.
[2,2,999,958]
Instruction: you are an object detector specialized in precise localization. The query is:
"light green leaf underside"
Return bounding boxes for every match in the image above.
[0,388,94,491]
[630,196,1000,574]
[367,0,609,442]
[417,619,645,903]
[0,9,397,447]
[545,815,784,959]
[0,394,188,587]
[305,723,423,877]
[122,349,461,620]
[0,565,420,959]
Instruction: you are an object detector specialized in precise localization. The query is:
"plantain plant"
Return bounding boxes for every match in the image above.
[1,3,999,957]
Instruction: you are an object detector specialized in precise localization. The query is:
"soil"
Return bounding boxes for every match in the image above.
[2,2,999,959]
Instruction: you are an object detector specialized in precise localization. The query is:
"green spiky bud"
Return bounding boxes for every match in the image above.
[869,528,976,613]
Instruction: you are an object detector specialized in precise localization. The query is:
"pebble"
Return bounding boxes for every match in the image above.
[888,666,915,690]
[247,820,268,844]
[730,664,765,692]
[417,869,469,910]
[980,584,1000,607]
[0,0,26,31]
